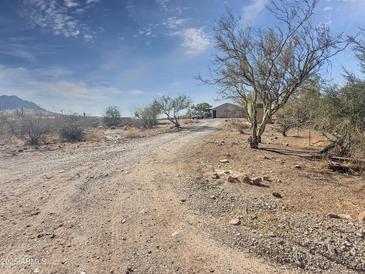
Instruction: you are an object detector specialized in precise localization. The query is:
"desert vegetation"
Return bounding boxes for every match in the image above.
[274,32,365,162]
[59,114,85,142]
[0,95,195,147]
[154,95,192,129]
[134,101,160,129]
[1,1,364,273]
[103,106,121,128]
[201,0,348,149]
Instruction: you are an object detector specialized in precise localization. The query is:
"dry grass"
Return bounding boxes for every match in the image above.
[228,118,249,134]
[84,128,105,142]
[123,127,143,138]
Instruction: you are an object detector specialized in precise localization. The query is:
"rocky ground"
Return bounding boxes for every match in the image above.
[175,121,365,273]
[0,119,364,273]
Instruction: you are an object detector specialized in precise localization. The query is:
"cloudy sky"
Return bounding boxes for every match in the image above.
[0,0,364,115]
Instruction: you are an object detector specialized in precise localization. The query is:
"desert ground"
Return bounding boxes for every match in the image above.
[0,119,364,274]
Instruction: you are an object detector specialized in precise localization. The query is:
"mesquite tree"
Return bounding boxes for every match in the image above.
[202,0,348,148]
[155,95,191,129]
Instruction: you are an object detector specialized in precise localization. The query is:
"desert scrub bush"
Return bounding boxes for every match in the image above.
[0,111,51,145]
[104,106,121,128]
[134,101,161,128]
[275,83,321,136]
[23,117,50,145]
[230,118,247,134]
[313,82,365,157]
[124,128,142,138]
[59,115,85,142]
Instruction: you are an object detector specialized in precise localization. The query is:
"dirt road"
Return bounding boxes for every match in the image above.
[0,120,294,274]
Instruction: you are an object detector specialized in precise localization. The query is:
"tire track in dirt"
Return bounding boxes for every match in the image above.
[1,120,293,274]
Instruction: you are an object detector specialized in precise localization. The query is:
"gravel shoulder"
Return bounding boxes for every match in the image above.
[175,121,365,273]
[0,119,292,274]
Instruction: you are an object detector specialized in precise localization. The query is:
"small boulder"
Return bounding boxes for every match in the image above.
[227,176,239,183]
[358,210,365,223]
[211,173,220,179]
[219,159,229,164]
[229,217,241,225]
[272,192,283,199]
[241,176,252,184]
[241,176,268,187]
[295,165,302,169]
[327,213,352,220]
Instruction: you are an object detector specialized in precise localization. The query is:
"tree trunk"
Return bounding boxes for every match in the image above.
[255,108,271,145]
[250,119,259,149]
[249,104,259,149]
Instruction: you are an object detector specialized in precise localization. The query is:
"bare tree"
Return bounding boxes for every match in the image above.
[200,0,348,148]
[20,115,50,145]
[134,101,161,128]
[351,29,365,74]
[155,95,191,129]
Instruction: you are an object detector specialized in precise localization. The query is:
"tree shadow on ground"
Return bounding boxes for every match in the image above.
[260,146,320,159]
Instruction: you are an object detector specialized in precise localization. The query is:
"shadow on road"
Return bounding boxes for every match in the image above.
[180,125,221,133]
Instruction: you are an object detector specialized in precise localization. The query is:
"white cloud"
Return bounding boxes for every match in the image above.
[42,81,89,98]
[155,0,188,14]
[0,66,117,100]
[155,0,170,12]
[172,28,210,55]
[0,48,37,63]
[128,90,144,96]
[241,0,270,26]
[21,0,99,41]
[0,65,154,115]
[64,0,78,8]
[138,27,153,37]
[165,17,188,29]
[323,6,333,12]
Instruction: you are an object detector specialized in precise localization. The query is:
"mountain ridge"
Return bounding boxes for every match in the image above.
[0,95,50,112]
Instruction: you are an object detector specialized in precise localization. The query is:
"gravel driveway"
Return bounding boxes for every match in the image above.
[0,120,293,274]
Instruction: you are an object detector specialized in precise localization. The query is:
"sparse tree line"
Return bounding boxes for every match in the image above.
[0,95,193,146]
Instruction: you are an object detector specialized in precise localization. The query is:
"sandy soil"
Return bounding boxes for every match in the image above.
[0,119,297,274]
[176,120,365,273]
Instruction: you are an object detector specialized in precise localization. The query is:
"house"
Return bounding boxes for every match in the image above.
[211,103,245,118]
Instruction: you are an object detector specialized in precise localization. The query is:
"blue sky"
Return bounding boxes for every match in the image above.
[0,0,364,116]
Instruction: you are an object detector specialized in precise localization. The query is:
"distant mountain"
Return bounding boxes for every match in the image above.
[0,95,51,115]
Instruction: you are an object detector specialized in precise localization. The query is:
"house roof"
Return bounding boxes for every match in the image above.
[212,103,244,110]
